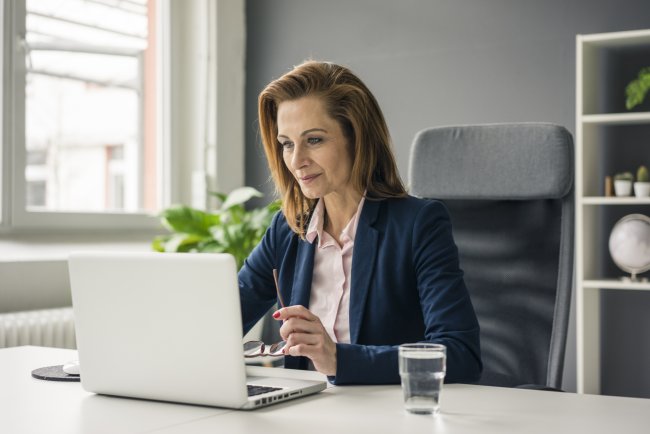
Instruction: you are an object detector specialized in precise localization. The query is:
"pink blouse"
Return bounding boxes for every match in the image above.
[305,196,366,344]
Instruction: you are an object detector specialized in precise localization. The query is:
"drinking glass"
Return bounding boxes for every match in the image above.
[398,343,446,415]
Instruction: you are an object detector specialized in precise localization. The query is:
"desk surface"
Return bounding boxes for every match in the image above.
[3,346,649,434]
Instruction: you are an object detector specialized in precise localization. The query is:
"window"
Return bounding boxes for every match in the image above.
[14,0,160,225]
[1,0,245,231]
[2,0,164,228]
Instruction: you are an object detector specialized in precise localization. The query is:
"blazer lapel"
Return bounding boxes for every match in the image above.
[349,199,381,344]
[291,240,315,307]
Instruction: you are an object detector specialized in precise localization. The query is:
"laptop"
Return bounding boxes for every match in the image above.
[68,251,327,409]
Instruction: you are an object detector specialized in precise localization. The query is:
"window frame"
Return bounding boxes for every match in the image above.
[0,0,245,233]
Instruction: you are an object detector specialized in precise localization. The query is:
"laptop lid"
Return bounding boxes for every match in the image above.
[69,252,253,408]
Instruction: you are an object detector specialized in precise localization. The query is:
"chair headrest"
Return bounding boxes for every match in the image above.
[408,123,574,200]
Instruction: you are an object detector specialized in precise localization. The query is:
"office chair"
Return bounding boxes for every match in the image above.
[409,123,574,390]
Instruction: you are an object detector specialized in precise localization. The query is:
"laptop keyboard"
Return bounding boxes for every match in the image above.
[247,384,282,397]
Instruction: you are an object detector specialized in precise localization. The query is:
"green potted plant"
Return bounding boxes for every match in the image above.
[152,186,281,269]
[613,172,634,197]
[625,67,650,110]
[634,165,650,198]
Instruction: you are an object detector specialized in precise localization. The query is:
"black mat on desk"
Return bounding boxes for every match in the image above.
[31,365,80,382]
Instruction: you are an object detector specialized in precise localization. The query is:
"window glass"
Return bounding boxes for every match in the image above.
[24,0,157,213]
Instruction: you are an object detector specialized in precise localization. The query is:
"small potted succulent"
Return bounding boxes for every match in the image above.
[614,172,634,197]
[634,165,650,197]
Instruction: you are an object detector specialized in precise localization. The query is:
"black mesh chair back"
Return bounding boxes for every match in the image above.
[409,123,574,389]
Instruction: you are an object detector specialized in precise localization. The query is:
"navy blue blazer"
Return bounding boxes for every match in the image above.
[238,195,482,385]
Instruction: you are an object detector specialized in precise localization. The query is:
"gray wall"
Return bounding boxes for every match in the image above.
[245,0,650,397]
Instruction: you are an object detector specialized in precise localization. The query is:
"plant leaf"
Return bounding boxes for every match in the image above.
[160,205,219,236]
[208,192,228,203]
[220,187,263,210]
[196,240,226,253]
[209,226,227,245]
[267,199,282,213]
[248,207,273,230]
[163,233,205,252]
[151,235,170,252]
[625,67,650,110]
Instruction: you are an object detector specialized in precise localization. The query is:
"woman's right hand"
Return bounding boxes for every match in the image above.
[273,305,337,376]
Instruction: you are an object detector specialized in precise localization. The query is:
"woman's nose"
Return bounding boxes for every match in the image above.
[290,144,309,169]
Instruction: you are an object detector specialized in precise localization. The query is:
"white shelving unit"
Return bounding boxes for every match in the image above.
[576,29,650,394]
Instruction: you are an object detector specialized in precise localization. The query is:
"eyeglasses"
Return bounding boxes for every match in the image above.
[243,340,287,357]
[243,268,287,358]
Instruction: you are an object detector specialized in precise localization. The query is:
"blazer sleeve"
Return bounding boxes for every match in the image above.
[332,200,482,385]
[238,212,282,334]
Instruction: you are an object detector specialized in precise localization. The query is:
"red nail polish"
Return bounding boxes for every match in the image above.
[272,311,280,319]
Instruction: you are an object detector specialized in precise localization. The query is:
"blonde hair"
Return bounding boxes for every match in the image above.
[258,60,406,237]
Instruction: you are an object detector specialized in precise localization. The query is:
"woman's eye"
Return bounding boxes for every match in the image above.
[307,137,322,145]
[281,141,294,150]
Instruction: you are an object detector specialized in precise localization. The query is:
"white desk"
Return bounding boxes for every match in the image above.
[3,346,650,434]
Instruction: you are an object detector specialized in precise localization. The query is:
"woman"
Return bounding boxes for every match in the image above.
[238,60,481,385]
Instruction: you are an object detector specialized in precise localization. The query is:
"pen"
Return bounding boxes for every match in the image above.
[272,269,286,308]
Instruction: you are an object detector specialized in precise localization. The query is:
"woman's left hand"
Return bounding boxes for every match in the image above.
[273,305,337,376]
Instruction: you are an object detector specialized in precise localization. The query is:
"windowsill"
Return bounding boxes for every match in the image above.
[0,232,158,262]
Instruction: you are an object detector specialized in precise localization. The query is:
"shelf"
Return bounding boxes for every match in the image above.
[576,29,650,395]
[583,279,650,291]
[578,29,650,48]
[580,112,650,125]
[582,197,650,205]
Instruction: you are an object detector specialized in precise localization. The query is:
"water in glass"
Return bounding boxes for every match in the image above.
[399,346,446,415]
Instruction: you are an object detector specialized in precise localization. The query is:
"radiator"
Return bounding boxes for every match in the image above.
[0,307,76,349]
